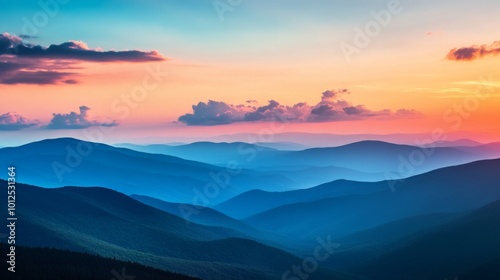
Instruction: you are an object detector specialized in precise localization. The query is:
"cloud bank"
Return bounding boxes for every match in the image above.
[0,112,39,130]
[446,40,500,61]
[0,33,166,85]
[0,33,164,62]
[178,90,420,126]
[47,106,118,129]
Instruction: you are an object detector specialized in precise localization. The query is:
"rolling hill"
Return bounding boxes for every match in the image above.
[130,194,265,238]
[271,140,485,174]
[353,199,500,279]
[0,138,297,204]
[115,142,282,166]
[0,180,342,280]
[216,179,389,219]
[243,159,500,243]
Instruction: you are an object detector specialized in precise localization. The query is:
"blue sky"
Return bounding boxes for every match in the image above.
[1,0,500,146]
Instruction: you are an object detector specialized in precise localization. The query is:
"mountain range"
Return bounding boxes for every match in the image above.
[0,138,298,204]
[1,138,499,279]
[242,159,500,244]
[0,180,342,280]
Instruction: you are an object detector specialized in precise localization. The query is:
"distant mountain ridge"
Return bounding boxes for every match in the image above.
[118,139,500,178]
[115,141,281,165]
[3,137,499,207]
[0,138,298,204]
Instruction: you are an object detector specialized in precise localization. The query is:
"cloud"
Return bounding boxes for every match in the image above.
[0,112,39,130]
[446,40,500,61]
[0,61,23,73]
[426,31,443,37]
[343,105,370,115]
[178,89,421,125]
[63,79,79,84]
[1,70,74,85]
[309,104,339,121]
[0,60,76,85]
[0,33,22,51]
[395,109,421,117]
[178,101,237,126]
[47,106,118,129]
[18,35,37,39]
[244,100,281,121]
[0,33,166,85]
[0,33,165,62]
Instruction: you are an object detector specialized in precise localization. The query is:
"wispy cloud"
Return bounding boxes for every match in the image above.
[178,89,420,126]
[453,80,500,88]
[399,87,469,94]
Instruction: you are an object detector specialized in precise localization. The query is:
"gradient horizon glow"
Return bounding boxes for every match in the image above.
[1,0,499,146]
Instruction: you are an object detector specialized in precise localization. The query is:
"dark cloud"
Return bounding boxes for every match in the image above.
[63,79,79,84]
[0,33,166,85]
[343,105,368,115]
[0,112,39,130]
[321,89,347,101]
[309,105,339,122]
[0,33,165,62]
[306,89,391,122]
[0,61,22,73]
[244,100,281,121]
[446,40,500,61]
[1,70,74,85]
[178,101,244,126]
[19,35,37,39]
[0,33,21,51]
[178,89,421,125]
[0,60,76,85]
[47,106,118,129]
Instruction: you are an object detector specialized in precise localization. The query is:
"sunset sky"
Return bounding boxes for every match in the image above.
[1,0,499,146]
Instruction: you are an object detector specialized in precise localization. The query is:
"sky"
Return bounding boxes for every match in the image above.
[1,0,500,146]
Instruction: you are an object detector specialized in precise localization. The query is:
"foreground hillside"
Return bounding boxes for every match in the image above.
[353,199,500,279]
[0,180,342,280]
[0,243,200,280]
